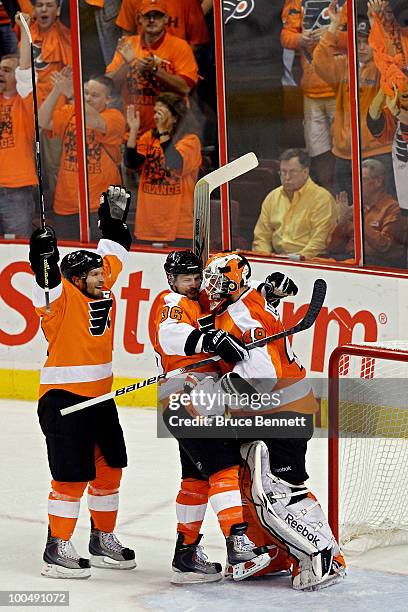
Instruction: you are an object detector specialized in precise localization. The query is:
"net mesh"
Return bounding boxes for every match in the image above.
[336,341,408,552]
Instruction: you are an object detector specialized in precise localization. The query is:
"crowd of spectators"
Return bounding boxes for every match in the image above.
[0,0,407,269]
[0,0,214,244]
[250,0,407,268]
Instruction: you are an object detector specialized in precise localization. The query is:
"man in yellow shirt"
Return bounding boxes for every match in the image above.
[252,148,337,260]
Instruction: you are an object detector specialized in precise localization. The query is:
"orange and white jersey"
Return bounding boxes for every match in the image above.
[154,290,218,375]
[214,287,318,415]
[33,239,128,399]
[154,290,221,402]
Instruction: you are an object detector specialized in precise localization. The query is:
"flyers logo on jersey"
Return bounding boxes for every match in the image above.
[88,298,113,336]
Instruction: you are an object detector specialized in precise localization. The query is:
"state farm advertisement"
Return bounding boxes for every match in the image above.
[1,244,407,380]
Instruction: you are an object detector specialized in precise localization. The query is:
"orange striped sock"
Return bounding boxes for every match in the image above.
[176,478,210,544]
[48,481,87,541]
[208,466,243,537]
[88,447,122,533]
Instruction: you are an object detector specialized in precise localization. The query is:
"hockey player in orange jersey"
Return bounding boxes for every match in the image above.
[29,186,136,579]
[154,250,272,583]
[188,252,346,590]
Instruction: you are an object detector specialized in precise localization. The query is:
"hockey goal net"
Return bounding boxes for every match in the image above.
[328,341,408,553]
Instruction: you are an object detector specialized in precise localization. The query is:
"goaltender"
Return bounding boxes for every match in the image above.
[191,252,347,590]
[29,187,136,578]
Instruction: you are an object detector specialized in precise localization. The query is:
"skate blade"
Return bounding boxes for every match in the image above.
[171,569,223,585]
[232,552,271,581]
[90,555,136,570]
[226,562,291,579]
[41,562,91,579]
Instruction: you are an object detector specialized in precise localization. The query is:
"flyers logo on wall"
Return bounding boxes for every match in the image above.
[223,0,255,24]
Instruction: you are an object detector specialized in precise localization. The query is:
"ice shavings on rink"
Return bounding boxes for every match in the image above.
[1,400,407,612]
[143,568,408,612]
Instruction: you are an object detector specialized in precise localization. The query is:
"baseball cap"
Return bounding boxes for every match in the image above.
[140,0,168,15]
[357,19,370,37]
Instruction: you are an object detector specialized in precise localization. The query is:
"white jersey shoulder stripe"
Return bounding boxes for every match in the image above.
[97,238,128,263]
[226,291,264,331]
[32,279,63,308]
[162,292,184,307]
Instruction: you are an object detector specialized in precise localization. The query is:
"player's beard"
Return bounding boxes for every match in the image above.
[186,287,199,300]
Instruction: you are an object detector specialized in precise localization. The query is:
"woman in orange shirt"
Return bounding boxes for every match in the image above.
[125,91,202,245]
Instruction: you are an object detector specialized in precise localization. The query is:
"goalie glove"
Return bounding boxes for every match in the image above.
[29,225,61,289]
[202,330,249,364]
[259,272,298,307]
[98,185,132,250]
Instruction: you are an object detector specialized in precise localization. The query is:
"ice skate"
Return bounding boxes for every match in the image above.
[225,523,271,581]
[89,519,136,569]
[41,528,91,579]
[171,533,222,584]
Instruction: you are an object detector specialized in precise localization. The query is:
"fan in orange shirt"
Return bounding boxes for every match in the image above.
[116,0,210,48]
[29,186,135,579]
[281,0,345,191]
[312,2,395,199]
[106,0,198,135]
[38,69,126,240]
[124,91,201,244]
[28,0,72,105]
[0,11,37,238]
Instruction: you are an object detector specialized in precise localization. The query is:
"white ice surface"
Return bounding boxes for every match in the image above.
[1,400,407,612]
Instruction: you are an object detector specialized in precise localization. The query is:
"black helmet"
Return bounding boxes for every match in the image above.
[60,250,103,282]
[164,250,203,277]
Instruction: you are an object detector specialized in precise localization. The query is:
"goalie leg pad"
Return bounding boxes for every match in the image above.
[292,548,346,591]
[240,441,341,562]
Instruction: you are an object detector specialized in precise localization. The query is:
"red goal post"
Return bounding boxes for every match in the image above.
[328,342,408,552]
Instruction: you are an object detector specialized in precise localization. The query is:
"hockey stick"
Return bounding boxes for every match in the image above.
[193,152,259,265]
[20,14,50,312]
[60,279,326,416]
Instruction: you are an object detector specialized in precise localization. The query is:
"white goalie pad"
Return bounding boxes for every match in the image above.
[240,441,340,562]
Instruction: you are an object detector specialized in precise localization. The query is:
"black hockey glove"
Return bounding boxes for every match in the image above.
[260,272,298,307]
[29,225,61,289]
[202,330,249,364]
[98,185,132,250]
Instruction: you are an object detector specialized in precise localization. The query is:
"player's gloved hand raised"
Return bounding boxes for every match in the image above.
[29,225,59,268]
[98,185,132,250]
[29,225,61,289]
[99,185,131,222]
[262,272,298,307]
[202,329,249,364]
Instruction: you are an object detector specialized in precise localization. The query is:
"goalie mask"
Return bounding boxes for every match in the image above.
[203,252,251,308]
